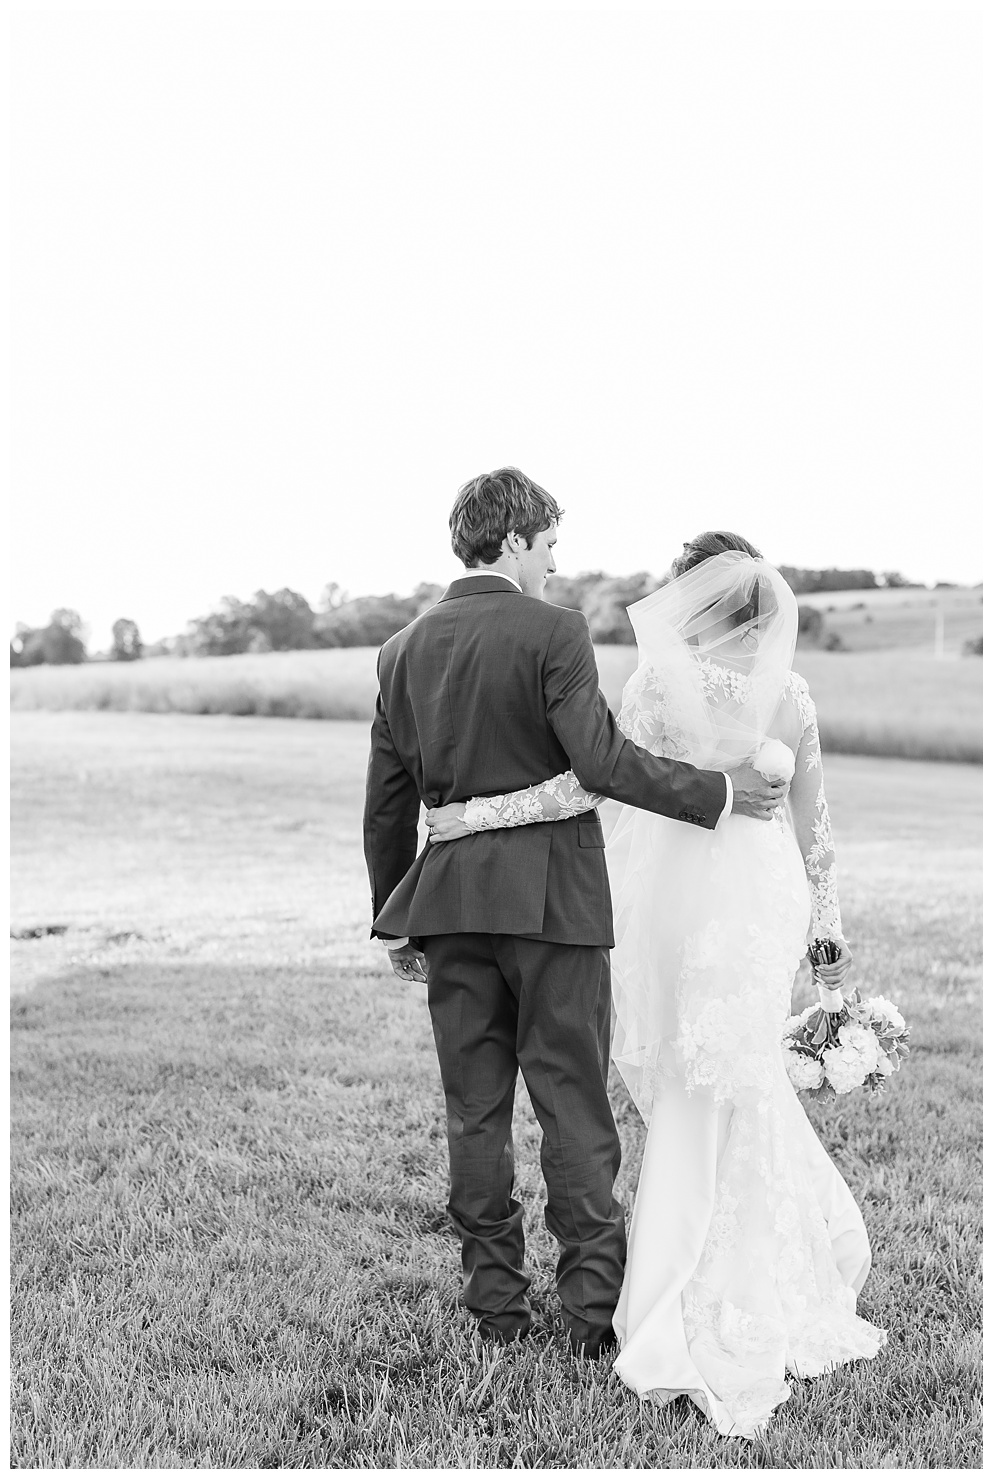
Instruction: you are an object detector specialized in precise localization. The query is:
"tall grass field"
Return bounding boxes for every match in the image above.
[9,647,379,721]
[9,642,982,762]
[10,712,982,1467]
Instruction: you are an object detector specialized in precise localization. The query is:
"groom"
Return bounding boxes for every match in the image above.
[362,468,784,1358]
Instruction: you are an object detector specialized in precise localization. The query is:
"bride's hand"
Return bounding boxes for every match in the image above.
[426,802,471,843]
[815,938,854,989]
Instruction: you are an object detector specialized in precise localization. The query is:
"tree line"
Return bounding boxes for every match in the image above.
[10,567,927,666]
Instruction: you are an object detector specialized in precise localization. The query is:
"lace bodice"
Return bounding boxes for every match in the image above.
[462,665,843,942]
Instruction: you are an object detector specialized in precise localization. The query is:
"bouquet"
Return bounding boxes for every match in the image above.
[781,939,910,1101]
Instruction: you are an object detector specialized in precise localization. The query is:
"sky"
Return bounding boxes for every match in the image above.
[10,5,982,650]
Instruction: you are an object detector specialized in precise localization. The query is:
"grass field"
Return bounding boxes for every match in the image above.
[10,712,982,1468]
[796,584,982,655]
[10,641,983,762]
[9,646,380,721]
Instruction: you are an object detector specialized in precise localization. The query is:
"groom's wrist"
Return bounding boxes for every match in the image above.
[381,935,410,951]
[719,774,733,823]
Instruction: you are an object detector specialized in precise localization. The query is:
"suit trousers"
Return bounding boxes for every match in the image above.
[422,932,626,1346]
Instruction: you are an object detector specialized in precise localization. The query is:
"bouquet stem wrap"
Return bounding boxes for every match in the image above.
[818,985,845,1012]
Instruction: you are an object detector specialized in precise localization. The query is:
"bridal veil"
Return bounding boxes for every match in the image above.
[608,552,802,1121]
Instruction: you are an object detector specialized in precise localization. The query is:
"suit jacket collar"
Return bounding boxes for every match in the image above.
[441,573,523,602]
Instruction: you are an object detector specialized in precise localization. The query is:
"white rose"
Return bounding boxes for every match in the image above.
[821,1046,866,1095]
[863,996,905,1033]
[753,738,796,783]
[783,1046,825,1091]
[837,1021,879,1066]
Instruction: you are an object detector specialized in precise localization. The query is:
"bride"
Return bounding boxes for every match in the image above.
[424,532,885,1438]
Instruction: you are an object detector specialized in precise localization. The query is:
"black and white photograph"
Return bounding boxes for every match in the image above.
[9,2,982,1469]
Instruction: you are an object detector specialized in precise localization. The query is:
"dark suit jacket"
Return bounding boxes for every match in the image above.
[363,574,727,948]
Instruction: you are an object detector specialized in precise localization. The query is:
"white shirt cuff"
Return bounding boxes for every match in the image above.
[382,936,409,950]
[719,774,733,823]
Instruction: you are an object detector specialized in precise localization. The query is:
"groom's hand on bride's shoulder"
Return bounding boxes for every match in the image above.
[387,944,429,984]
[726,764,788,821]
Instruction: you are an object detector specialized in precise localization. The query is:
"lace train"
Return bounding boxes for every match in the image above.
[613,1051,885,1438]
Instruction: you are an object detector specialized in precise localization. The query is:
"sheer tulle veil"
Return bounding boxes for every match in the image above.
[608,552,801,1121]
[625,551,799,769]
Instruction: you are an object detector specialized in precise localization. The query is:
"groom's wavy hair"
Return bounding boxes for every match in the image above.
[450,468,564,567]
[668,530,765,626]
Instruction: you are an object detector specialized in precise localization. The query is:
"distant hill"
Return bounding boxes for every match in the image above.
[796,586,982,654]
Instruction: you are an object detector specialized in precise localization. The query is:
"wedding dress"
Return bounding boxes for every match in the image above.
[460,553,885,1438]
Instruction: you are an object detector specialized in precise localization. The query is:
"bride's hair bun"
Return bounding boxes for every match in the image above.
[671,530,763,578]
[668,531,766,627]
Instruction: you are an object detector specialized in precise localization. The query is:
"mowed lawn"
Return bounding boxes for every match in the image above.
[10,713,982,1468]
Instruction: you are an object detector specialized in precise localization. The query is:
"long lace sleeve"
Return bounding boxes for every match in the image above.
[463,771,603,832]
[461,659,684,833]
[785,673,844,942]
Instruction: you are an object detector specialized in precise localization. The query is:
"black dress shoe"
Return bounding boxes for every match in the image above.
[568,1328,618,1361]
[477,1319,532,1346]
